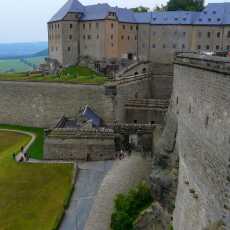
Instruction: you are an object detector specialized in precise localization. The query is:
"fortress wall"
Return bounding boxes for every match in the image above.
[114,77,153,122]
[0,81,114,128]
[172,63,230,230]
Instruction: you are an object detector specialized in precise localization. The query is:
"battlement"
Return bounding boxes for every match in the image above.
[175,53,230,74]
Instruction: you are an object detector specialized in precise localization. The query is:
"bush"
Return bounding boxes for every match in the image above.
[111,182,153,230]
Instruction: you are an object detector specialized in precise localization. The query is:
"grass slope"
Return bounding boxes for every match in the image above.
[0,124,44,160]
[0,130,73,230]
[0,66,107,85]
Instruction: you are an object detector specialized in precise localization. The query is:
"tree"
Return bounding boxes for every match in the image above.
[166,0,204,11]
[131,6,149,13]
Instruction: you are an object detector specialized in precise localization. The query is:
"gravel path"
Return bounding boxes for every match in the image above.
[84,153,152,230]
[60,161,113,230]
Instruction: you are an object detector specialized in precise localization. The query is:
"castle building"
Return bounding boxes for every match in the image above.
[48,0,230,67]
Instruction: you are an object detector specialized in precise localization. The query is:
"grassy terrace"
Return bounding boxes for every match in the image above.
[0,124,44,160]
[0,66,108,85]
[0,130,74,230]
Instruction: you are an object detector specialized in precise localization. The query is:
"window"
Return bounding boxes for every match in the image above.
[58,24,59,29]
[176,96,179,105]
[135,36,137,40]
[108,12,116,17]
[83,35,86,40]
[206,45,210,50]
[213,10,216,14]
[227,31,230,38]
[136,25,138,30]
[189,104,191,113]
[205,116,209,128]
[216,45,220,50]
[121,35,124,40]
[123,25,125,30]
[87,35,91,40]
[197,45,201,50]
[183,32,186,37]
[68,47,71,51]
[111,34,113,40]
[198,31,202,38]
[56,47,58,51]
[83,24,85,29]
[70,24,73,29]
[163,44,166,48]
[111,43,114,47]
[152,44,156,48]
[128,36,130,40]
[207,32,211,38]
[217,32,221,38]
[89,23,91,29]
[182,44,185,49]
[130,25,133,30]
[111,23,114,29]
[97,34,99,39]
[69,35,72,40]
[96,23,99,29]
[173,44,176,49]
[208,18,212,22]
[227,45,230,50]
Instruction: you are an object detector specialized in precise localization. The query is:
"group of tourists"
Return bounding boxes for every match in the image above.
[114,149,132,160]
[13,146,30,162]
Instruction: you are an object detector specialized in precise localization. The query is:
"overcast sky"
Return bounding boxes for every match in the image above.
[0,0,229,43]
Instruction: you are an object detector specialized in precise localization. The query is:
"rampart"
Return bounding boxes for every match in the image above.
[172,54,230,230]
[0,81,114,128]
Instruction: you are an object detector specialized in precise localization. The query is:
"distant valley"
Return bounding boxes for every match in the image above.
[0,42,48,73]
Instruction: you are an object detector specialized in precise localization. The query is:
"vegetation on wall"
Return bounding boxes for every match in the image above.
[130,6,150,13]
[0,66,107,85]
[111,182,153,230]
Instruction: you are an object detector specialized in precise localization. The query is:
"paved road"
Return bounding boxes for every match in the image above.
[60,161,113,230]
[85,153,152,230]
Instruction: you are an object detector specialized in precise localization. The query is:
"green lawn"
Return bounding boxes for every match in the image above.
[0,130,73,230]
[0,66,108,85]
[0,124,44,160]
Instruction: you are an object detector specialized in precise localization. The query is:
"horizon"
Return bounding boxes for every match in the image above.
[0,0,229,43]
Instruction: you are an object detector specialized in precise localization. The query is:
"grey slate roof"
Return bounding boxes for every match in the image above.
[49,0,230,25]
[50,0,85,22]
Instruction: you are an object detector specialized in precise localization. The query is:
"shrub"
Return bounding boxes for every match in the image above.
[111,182,153,230]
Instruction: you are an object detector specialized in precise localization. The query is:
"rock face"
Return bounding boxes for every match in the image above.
[172,55,230,230]
[134,112,179,230]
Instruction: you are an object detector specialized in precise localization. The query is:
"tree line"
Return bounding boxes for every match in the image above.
[131,0,204,12]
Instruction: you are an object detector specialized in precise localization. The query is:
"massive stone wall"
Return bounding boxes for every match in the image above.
[0,81,114,128]
[172,57,230,230]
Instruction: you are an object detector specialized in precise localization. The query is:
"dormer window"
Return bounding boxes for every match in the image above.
[208,18,212,22]
[174,17,178,21]
[217,18,221,22]
[199,18,202,22]
[153,18,156,21]
[108,12,116,17]
[213,11,216,14]
[204,11,207,14]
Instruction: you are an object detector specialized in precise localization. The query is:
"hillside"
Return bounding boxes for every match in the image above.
[0,42,48,59]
